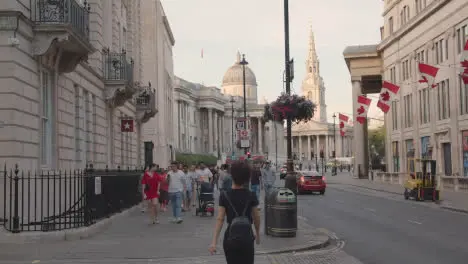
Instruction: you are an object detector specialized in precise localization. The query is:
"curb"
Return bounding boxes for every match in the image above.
[0,204,140,244]
[256,235,331,255]
[441,205,468,214]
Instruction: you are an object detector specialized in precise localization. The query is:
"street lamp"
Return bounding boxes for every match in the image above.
[283,0,297,197]
[239,54,249,154]
[230,96,235,156]
[332,113,337,176]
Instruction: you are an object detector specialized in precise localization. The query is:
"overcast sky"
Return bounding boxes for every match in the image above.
[161,0,384,121]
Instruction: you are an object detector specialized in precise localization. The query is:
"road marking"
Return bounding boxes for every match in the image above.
[408,220,422,225]
[31,261,40,264]
[297,215,308,221]
[364,207,376,213]
[335,199,345,204]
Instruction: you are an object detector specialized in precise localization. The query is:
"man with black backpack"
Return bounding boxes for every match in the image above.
[209,161,260,264]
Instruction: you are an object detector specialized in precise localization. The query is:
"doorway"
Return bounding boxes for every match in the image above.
[442,143,452,176]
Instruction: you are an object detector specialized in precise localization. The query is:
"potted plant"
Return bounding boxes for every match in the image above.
[263,93,316,123]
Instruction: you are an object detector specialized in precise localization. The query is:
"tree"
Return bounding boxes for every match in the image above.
[369,125,385,160]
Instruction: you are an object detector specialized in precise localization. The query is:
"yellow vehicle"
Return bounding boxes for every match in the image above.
[403,158,440,201]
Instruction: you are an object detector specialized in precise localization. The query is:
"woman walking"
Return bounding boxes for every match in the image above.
[141,163,161,224]
[209,161,260,264]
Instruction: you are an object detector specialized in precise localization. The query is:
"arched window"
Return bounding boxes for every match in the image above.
[309,66,313,73]
[307,91,312,100]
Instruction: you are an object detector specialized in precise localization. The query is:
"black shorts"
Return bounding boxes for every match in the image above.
[158,190,168,203]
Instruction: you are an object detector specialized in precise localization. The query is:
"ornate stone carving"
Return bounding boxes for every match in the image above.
[32,33,70,56]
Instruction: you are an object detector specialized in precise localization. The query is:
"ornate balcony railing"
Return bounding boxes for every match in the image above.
[135,83,157,123]
[34,0,91,41]
[103,50,134,85]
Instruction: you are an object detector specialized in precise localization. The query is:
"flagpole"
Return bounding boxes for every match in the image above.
[200,48,204,85]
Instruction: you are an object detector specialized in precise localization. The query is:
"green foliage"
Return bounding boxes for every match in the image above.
[369,125,385,158]
[175,152,217,166]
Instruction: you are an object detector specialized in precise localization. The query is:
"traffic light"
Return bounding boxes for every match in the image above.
[320,150,324,158]
[247,152,251,159]
[311,152,314,158]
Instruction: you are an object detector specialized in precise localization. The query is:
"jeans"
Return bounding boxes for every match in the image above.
[264,184,273,195]
[169,191,182,218]
[250,184,260,202]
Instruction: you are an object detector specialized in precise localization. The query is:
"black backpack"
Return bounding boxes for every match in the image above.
[222,191,254,247]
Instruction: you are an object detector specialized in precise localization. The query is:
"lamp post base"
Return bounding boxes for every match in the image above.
[284,158,297,194]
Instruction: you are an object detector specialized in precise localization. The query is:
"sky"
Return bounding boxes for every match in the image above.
[161,0,385,122]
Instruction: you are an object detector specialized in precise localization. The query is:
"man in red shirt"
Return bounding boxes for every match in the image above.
[141,163,161,224]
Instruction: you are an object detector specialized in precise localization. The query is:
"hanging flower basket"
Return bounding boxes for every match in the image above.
[263,93,316,123]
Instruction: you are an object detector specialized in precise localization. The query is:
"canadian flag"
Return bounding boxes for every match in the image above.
[376,81,400,114]
[356,95,371,124]
[418,63,439,88]
[339,113,349,137]
[460,40,468,85]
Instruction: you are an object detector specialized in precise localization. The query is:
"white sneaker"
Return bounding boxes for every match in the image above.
[176,217,183,224]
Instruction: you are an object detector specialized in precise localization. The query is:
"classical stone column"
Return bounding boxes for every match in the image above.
[325,135,329,159]
[258,118,263,154]
[352,80,368,178]
[208,108,213,154]
[316,135,320,155]
[298,136,302,161]
[307,136,311,160]
[214,111,218,154]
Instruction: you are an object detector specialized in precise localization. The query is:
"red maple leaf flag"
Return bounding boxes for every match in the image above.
[356,95,371,124]
[339,113,349,122]
[121,119,134,132]
[340,130,345,137]
[460,40,468,84]
[339,122,345,129]
[377,81,400,114]
[418,63,439,88]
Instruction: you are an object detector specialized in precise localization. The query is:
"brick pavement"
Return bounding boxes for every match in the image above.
[327,172,468,213]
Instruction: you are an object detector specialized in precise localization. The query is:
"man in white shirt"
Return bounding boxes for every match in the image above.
[167,162,186,223]
[196,162,213,184]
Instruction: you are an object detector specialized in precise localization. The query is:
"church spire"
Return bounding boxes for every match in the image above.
[308,25,316,54]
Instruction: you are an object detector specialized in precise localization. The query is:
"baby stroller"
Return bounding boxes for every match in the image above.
[195,181,215,216]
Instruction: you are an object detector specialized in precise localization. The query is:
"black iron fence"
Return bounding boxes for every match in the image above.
[34,0,91,40]
[1,165,142,233]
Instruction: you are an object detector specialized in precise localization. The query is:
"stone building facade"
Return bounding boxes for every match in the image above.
[0,0,171,170]
[173,53,287,165]
[344,0,468,177]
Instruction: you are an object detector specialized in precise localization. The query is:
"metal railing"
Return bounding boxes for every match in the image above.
[2,164,142,233]
[34,0,91,40]
[103,50,134,85]
[136,85,156,112]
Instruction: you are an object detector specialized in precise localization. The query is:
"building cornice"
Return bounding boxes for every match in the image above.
[378,0,451,51]
[163,16,175,46]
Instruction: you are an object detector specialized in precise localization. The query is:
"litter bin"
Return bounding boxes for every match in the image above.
[265,187,297,237]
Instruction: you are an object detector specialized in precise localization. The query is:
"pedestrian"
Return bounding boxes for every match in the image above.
[197,162,213,184]
[167,161,185,223]
[261,161,275,195]
[250,164,261,202]
[159,169,169,212]
[141,163,161,224]
[187,165,198,209]
[209,161,260,264]
[219,164,232,192]
[181,165,192,212]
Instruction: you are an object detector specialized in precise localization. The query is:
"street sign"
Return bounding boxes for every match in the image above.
[236,118,246,130]
[240,129,249,138]
[240,139,250,148]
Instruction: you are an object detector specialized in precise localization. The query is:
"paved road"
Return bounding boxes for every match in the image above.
[292,171,468,264]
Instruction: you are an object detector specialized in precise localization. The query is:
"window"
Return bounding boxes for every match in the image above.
[402,59,410,81]
[388,17,394,35]
[392,101,398,130]
[83,91,90,165]
[419,88,430,124]
[457,25,468,54]
[120,113,124,165]
[416,49,426,64]
[403,94,413,128]
[460,76,468,115]
[390,66,396,83]
[41,70,54,166]
[392,141,399,172]
[416,0,426,13]
[400,6,410,26]
[92,95,97,163]
[445,39,449,60]
[437,79,450,120]
[435,39,444,64]
[74,86,81,163]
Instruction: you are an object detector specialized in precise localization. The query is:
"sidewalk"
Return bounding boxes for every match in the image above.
[0,190,329,262]
[327,172,468,213]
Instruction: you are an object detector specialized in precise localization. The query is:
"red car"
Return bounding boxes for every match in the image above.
[296,171,326,195]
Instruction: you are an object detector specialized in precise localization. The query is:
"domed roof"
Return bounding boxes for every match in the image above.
[222,52,257,86]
